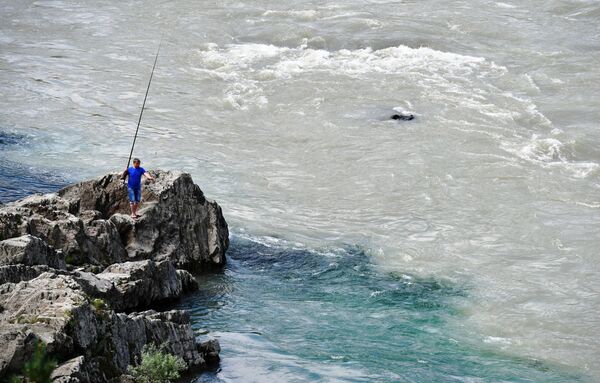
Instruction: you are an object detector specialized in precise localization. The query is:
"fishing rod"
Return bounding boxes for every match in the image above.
[124,36,163,172]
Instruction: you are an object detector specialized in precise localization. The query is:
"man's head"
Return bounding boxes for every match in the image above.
[133,158,141,168]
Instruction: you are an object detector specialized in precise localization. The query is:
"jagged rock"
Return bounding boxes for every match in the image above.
[71,260,195,311]
[110,310,205,372]
[198,338,221,364]
[70,270,120,303]
[0,234,66,269]
[51,356,89,383]
[66,171,228,270]
[0,327,39,376]
[0,272,219,381]
[177,269,199,293]
[0,272,87,378]
[0,193,126,267]
[0,170,228,270]
[96,260,184,310]
[0,171,225,381]
[0,264,51,284]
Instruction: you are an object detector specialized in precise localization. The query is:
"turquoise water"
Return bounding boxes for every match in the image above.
[177,236,583,382]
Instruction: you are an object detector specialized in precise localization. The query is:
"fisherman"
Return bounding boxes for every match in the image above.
[123,158,155,218]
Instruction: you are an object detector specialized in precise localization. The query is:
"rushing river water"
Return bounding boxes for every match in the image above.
[1,0,599,381]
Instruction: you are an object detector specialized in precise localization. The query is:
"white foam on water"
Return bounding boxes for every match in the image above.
[190,42,600,376]
[214,331,376,382]
[193,42,597,181]
[262,9,320,21]
[495,2,517,9]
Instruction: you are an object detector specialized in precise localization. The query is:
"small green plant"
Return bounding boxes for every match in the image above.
[9,340,57,383]
[15,315,52,325]
[128,343,187,383]
[91,298,106,311]
[64,254,75,265]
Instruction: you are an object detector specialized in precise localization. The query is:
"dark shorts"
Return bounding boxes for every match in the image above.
[128,187,142,203]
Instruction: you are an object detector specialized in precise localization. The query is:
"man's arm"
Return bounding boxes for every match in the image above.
[143,172,155,181]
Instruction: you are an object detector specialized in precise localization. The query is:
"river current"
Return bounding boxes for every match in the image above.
[1,1,599,381]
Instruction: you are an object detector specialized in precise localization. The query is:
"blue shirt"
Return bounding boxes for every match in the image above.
[127,166,146,189]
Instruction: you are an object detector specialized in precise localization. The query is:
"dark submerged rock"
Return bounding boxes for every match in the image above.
[391,113,415,121]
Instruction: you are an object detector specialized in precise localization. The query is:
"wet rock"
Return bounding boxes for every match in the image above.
[391,113,415,121]
[177,269,199,293]
[0,234,66,269]
[198,338,221,365]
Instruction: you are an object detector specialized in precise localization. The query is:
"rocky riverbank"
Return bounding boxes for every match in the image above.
[0,170,228,382]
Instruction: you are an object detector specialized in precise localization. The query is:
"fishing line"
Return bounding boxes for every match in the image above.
[125,35,164,170]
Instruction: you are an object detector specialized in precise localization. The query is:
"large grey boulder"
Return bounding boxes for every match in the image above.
[69,170,229,270]
[0,170,228,270]
[0,234,66,269]
[74,260,198,311]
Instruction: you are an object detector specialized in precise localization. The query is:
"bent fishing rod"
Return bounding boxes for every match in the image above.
[124,36,163,172]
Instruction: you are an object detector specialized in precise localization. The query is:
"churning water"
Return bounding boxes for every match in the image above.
[1,0,599,381]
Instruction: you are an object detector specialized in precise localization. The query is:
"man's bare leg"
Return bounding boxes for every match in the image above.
[130,202,138,218]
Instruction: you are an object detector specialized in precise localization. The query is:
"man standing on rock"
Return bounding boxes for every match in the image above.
[123,158,154,218]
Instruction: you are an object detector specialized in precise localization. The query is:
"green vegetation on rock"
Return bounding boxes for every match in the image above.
[128,344,187,383]
[91,298,107,311]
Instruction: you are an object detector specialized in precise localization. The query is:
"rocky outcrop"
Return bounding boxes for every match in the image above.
[58,170,229,270]
[0,170,228,270]
[0,171,226,382]
[0,272,217,380]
